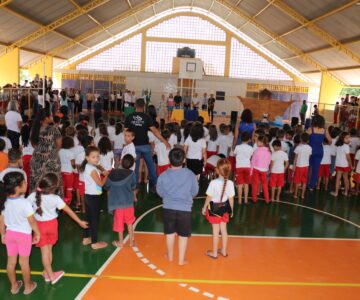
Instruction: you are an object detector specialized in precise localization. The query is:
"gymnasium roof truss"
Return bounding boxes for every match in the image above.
[0,0,358,84]
[0,0,110,56]
[265,0,360,65]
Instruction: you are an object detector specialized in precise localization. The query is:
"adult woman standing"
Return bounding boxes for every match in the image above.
[29,109,63,195]
[5,100,22,149]
[306,115,332,190]
[59,90,69,118]
[233,109,257,146]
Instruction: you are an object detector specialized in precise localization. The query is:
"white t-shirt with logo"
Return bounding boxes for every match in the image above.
[84,164,102,195]
[76,150,85,181]
[294,144,312,167]
[206,178,235,203]
[335,144,350,168]
[217,134,232,157]
[184,137,206,160]
[114,133,124,150]
[320,144,331,165]
[169,134,178,148]
[349,137,360,154]
[2,197,34,234]
[121,143,136,171]
[271,150,288,174]
[100,151,114,171]
[355,150,360,173]
[28,192,66,222]
[59,149,75,173]
[207,139,219,152]
[5,111,22,133]
[234,144,253,168]
[107,126,116,142]
[154,142,170,166]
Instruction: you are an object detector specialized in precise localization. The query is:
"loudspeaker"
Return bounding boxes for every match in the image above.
[230,111,238,127]
[291,117,299,127]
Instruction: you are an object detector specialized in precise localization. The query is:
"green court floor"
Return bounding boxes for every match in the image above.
[0,183,359,299]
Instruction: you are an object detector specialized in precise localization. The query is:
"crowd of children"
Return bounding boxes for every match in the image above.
[0,102,359,294]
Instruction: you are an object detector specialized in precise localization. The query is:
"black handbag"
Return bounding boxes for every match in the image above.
[208,200,232,217]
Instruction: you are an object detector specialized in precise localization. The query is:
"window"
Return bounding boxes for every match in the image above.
[146,42,226,76]
[77,34,142,72]
[229,38,291,81]
[147,16,226,41]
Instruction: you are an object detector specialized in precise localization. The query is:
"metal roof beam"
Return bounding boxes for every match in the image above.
[238,0,275,30]
[0,0,110,57]
[27,0,160,64]
[67,0,113,38]
[267,0,359,40]
[0,0,12,8]
[2,6,89,50]
[266,0,360,65]
[216,0,327,72]
[303,65,360,73]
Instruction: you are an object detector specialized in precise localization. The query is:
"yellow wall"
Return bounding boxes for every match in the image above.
[319,72,343,105]
[28,56,53,80]
[0,48,19,87]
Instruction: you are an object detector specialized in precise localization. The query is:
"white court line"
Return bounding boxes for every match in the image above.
[76,204,163,299]
[135,231,360,241]
[195,195,360,229]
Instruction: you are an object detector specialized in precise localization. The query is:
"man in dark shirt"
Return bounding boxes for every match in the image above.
[208,94,215,122]
[125,98,170,190]
[174,91,182,109]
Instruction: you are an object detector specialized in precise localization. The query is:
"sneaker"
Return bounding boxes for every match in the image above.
[91,241,108,250]
[42,272,50,283]
[51,271,65,285]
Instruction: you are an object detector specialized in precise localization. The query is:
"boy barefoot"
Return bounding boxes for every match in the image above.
[156,148,199,265]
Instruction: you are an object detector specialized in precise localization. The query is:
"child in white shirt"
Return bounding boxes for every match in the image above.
[293,133,312,199]
[349,128,360,166]
[269,140,289,201]
[59,136,75,205]
[113,123,124,167]
[98,136,114,172]
[217,125,232,157]
[29,173,87,284]
[234,132,253,204]
[353,149,360,195]
[121,129,136,171]
[184,123,207,179]
[331,132,352,197]
[207,125,219,157]
[154,130,171,176]
[317,139,332,191]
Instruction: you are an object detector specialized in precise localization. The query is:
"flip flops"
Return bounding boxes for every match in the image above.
[23,281,37,295]
[10,280,23,295]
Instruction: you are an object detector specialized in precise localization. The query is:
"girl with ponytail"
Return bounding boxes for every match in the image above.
[27,173,88,285]
[202,158,235,259]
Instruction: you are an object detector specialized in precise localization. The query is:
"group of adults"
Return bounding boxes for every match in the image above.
[165,91,216,122]
[337,94,359,130]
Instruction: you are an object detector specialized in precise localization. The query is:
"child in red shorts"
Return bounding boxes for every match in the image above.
[234,132,253,204]
[294,133,312,199]
[353,149,360,195]
[29,173,87,285]
[105,154,137,248]
[59,136,75,205]
[154,130,171,176]
[317,138,331,191]
[270,140,289,201]
[202,159,235,259]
